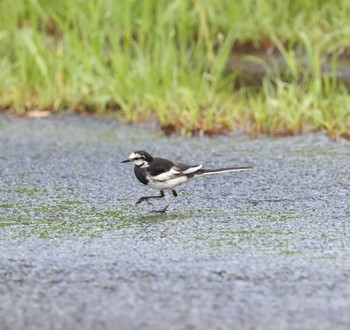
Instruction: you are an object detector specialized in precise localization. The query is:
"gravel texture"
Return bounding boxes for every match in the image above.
[0,113,350,330]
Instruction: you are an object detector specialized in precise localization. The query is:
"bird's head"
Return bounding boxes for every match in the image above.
[121,150,153,167]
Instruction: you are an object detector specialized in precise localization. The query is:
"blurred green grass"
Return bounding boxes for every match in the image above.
[0,0,350,138]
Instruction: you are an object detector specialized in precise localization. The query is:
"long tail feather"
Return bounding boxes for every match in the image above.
[195,166,252,176]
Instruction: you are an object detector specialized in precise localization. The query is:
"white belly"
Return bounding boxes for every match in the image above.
[147,175,190,190]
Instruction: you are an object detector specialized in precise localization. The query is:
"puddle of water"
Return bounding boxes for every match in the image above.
[227,52,350,90]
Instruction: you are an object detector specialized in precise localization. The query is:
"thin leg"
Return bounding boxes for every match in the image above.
[153,189,177,213]
[136,190,165,205]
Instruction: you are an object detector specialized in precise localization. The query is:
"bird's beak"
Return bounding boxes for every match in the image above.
[121,159,131,163]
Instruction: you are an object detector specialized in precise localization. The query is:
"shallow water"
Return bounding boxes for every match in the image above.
[0,113,350,329]
[227,51,350,89]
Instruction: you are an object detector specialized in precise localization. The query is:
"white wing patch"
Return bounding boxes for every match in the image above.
[182,164,202,174]
[152,168,181,182]
[146,164,203,190]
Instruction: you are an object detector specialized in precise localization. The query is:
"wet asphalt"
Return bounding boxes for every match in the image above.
[0,113,349,330]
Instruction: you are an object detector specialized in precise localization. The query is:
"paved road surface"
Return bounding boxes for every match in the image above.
[1,113,349,329]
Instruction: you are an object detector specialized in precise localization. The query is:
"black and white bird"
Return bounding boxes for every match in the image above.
[121,150,251,213]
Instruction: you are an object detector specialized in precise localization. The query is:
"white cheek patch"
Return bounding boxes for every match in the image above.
[134,159,146,166]
[128,152,147,166]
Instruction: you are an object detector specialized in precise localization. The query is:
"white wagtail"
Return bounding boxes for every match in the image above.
[121,150,252,213]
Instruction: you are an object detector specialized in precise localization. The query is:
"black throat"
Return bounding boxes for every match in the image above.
[134,164,149,185]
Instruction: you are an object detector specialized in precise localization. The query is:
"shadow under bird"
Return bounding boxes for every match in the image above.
[121,150,252,213]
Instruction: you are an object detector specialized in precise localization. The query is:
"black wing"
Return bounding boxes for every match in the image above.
[148,157,201,177]
[147,157,177,176]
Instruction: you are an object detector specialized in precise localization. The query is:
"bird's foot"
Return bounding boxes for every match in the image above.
[151,209,167,214]
[136,197,152,205]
